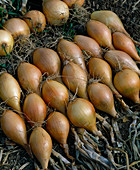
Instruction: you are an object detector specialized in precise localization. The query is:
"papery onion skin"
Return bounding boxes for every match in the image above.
[23,93,47,127]
[24,10,46,32]
[0,73,21,112]
[88,57,121,98]
[1,110,27,148]
[57,39,87,73]
[46,111,70,144]
[63,0,85,7]
[62,62,88,99]
[87,20,114,49]
[33,48,61,77]
[42,80,69,114]
[104,50,140,75]
[114,69,140,103]
[0,30,14,56]
[4,18,30,39]
[67,98,99,135]
[113,32,140,61]
[42,0,69,26]
[17,62,42,95]
[74,35,103,59]
[88,83,117,118]
[91,10,128,35]
[29,127,52,170]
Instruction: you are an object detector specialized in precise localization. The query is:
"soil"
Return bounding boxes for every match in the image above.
[0,0,140,170]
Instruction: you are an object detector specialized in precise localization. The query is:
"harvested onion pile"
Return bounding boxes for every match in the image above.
[0,1,140,170]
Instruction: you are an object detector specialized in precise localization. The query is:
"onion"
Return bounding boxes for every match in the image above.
[42,0,69,26]
[114,69,140,103]
[24,10,46,32]
[29,127,52,169]
[42,80,69,114]
[57,39,87,73]
[88,58,121,98]
[62,0,85,7]
[112,32,140,61]
[33,48,62,82]
[104,50,140,75]
[91,10,128,36]
[1,110,31,156]
[4,18,30,40]
[0,73,21,112]
[17,62,42,95]
[23,93,47,127]
[74,35,102,59]
[67,98,101,136]
[87,20,114,49]
[0,30,14,56]
[88,83,117,118]
[62,62,88,99]
[46,111,73,160]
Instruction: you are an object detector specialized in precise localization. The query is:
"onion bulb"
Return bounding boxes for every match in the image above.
[4,18,30,40]
[42,80,69,114]
[29,127,52,169]
[91,10,128,36]
[112,32,140,61]
[0,73,21,112]
[104,50,140,75]
[88,58,121,98]
[62,62,88,99]
[88,83,117,118]
[74,35,102,59]
[17,62,42,95]
[1,110,31,156]
[62,0,85,7]
[24,10,46,32]
[87,20,114,49]
[23,93,47,127]
[114,69,140,103]
[46,111,73,160]
[42,0,69,26]
[57,39,87,73]
[67,98,101,136]
[0,30,14,56]
[33,48,62,82]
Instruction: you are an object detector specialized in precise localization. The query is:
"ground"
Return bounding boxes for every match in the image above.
[0,0,140,170]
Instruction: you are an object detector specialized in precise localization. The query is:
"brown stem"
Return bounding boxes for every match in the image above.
[61,143,75,161]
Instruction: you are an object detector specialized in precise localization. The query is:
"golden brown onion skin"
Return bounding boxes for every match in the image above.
[33,48,61,75]
[57,39,87,73]
[62,62,88,99]
[88,83,117,118]
[23,93,47,127]
[0,30,14,56]
[1,110,27,147]
[87,20,114,49]
[17,62,42,95]
[42,0,69,26]
[114,69,140,103]
[46,111,70,144]
[63,0,85,7]
[29,127,52,170]
[88,58,121,98]
[4,18,30,39]
[0,73,21,112]
[42,80,69,114]
[67,98,98,134]
[104,50,140,75]
[91,10,128,35]
[74,35,102,59]
[24,10,46,32]
[112,32,140,61]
